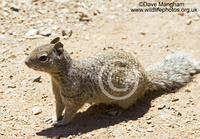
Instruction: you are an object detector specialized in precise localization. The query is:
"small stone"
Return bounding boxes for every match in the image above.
[177,112,182,117]
[76,7,92,21]
[1,131,4,135]
[158,104,165,109]
[185,19,192,25]
[146,116,151,120]
[32,106,42,115]
[25,29,38,36]
[172,98,179,102]
[185,88,191,92]
[10,4,20,12]
[126,126,133,131]
[172,125,178,128]
[39,28,52,36]
[147,128,153,132]
[197,12,200,17]
[165,124,171,127]
[52,25,59,30]
[193,17,199,21]
[52,135,61,139]
[32,76,41,83]
[8,84,16,88]
[165,104,170,109]
[0,89,3,93]
[177,12,184,16]
[147,120,152,124]
[62,29,72,37]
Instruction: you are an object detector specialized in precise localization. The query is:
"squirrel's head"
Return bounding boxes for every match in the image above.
[25,37,71,73]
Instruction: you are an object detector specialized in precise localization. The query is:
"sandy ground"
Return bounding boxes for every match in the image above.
[0,0,200,138]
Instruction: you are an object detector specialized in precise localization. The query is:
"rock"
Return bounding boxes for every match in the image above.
[177,12,184,16]
[193,17,199,21]
[197,12,200,17]
[39,28,52,36]
[185,19,192,25]
[25,29,38,36]
[32,76,41,83]
[165,104,170,109]
[158,104,165,109]
[159,112,171,119]
[52,25,59,30]
[147,120,152,124]
[10,4,20,12]
[0,131,4,135]
[76,7,92,21]
[8,84,16,88]
[165,124,171,127]
[126,126,133,131]
[185,88,191,92]
[147,128,153,132]
[32,106,42,115]
[54,0,69,2]
[146,116,151,120]
[0,89,3,93]
[172,98,179,102]
[62,29,72,37]
[177,112,182,117]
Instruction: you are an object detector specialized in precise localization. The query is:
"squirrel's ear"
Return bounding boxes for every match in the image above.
[54,42,64,58]
[50,37,60,44]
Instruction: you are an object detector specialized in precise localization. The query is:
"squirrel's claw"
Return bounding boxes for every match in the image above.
[52,120,69,127]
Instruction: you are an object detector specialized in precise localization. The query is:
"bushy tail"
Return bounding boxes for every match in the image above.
[147,52,200,93]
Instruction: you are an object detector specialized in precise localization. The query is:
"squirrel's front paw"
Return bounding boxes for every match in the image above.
[52,120,69,127]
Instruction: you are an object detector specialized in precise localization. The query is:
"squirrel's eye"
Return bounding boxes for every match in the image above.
[39,56,47,61]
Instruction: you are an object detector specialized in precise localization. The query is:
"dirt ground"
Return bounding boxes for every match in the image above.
[0,0,200,138]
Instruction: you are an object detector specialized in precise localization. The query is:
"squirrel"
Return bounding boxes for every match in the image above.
[25,37,200,126]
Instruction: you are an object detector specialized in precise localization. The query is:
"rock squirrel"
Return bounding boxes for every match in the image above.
[25,37,200,126]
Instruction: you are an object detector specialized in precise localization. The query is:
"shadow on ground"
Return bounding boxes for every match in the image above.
[36,91,167,138]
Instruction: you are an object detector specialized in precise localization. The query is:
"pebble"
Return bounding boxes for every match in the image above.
[165,124,171,127]
[0,131,4,135]
[185,19,192,25]
[62,29,73,37]
[172,98,179,102]
[165,104,170,109]
[32,106,42,115]
[8,84,16,88]
[146,116,151,120]
[32,76,41,83]
[126,126,133,131]
[177,12,184,16]
[25,29,38,36]
[52,25,59,30]
[147,120,152,124]
[185,88,191,92]
[146,128,153,132]
[193,17,199,21]
[0,89,3,93]
[197,12,200,17]
[158,104,165,109]
[76,7,92,21]
[9,4,20,12]
[52,136,61,139]
[177,112,182,117]
[39,28,52,36]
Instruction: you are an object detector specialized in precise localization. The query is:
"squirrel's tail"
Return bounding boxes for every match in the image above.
[146,52,200,93]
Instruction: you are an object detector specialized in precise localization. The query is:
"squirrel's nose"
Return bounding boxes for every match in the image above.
[25,55,31,66]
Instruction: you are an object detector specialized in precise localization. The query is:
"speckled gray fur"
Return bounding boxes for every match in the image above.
[25,37,200,126]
